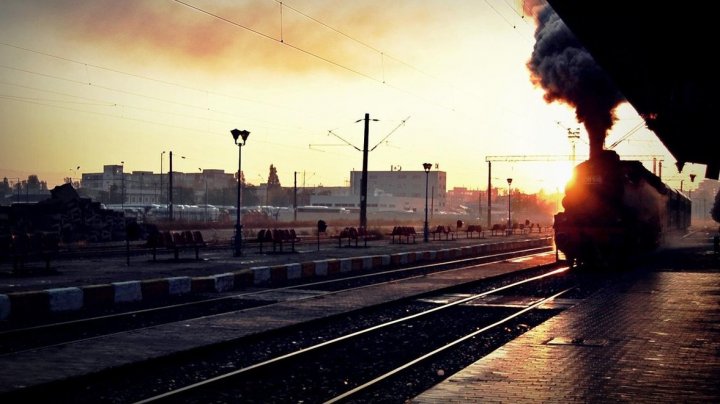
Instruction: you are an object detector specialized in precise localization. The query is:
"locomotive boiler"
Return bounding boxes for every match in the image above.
[554,150,691,267]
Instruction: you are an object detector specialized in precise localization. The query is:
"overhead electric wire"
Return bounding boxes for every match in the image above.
[483,0,534,44]
[0,90,319,155]
[269,0,490,111]
[371,116,410,151]
[0,80,310,133]
[0,64,316,135]
[173,0,378,83]
[172,0,464,111]
[0,42,315,115]
[608,122,645,149]
[2,1,543,123]
[327,130,362,151]
[501,0,537,28]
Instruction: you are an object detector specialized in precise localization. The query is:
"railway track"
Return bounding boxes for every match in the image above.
[0,253,601,403]
[0,246,552,354]
[134,265,580,403]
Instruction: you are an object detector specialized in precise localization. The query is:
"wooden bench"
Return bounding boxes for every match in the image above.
[338,227,372,248]
[490,224,506,236]
[147,230,206,260]
[465,225,485,238]
[1,232,60,272]
[430,225,455,241]
[257,228,299,253]
[390,226,417,244]
[527,223,545,233]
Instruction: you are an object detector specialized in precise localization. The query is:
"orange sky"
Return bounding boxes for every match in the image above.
[0,0,704,193]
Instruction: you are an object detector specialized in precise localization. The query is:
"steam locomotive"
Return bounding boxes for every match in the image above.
[554,150,691,267]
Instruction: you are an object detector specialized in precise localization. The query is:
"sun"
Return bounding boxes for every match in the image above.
[522,162,575,194]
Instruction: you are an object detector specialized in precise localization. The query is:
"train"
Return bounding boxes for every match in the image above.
[554,150,691,267]
[104,204,221,223]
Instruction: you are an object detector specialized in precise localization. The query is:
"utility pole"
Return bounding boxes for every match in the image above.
[169,151,174,221]
[294,171,298,222]
[160,151,165,205]
[487,161,492,228]
[360,113,370,230]
[567,128,580,165]
[478,187,482,224]
[322,113,407,229]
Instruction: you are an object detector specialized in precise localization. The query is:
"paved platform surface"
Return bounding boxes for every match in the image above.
[412,240,720,403]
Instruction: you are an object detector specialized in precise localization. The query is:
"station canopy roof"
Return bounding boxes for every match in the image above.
[547,0,720,179]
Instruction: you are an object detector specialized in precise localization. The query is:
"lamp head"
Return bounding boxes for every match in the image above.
[231,129,250,145]
[422,162,432,172]
[507,178,513,185]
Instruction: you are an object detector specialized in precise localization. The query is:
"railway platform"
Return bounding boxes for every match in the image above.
[0,237,558,396]
[412,237,720,403]
[0,231,553,321]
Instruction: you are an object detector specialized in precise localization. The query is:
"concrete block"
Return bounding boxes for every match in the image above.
[8,291,49,318]
[301,262,316,278]
[82,284,114,308]
[167,276,192,295]
[313,260,328,276]
[252,266,271,285]
[113,281,142,303]
[286,263,301,280]
[271,266,288,283]
[0,294,9,320]
[141,279,169,300]
[212,273,235,292]
[339,258,353,273]
[47,287,83,312]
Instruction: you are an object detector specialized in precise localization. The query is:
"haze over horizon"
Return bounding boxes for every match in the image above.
[0,0,702,194]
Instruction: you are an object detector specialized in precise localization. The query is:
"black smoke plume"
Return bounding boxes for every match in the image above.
[527,3,624,159]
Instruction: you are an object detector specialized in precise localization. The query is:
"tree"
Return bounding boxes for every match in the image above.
[27,175,41,192]
[711,188,720,223]
[265,164,288,206]
[267,164,281,187]
[0,177,9,196]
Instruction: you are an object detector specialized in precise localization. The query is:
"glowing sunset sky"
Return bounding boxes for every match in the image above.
[0,0,702,193]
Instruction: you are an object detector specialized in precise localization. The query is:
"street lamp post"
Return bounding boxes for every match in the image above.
[120,161,125,210]
[423,163,432,242]
[69,166,80,188]
[231,128,250,257]
[199,168,208,222]
[160,151,165,205]
[9,178,20,203]
[688,173,696,198]
[506,178,513,235]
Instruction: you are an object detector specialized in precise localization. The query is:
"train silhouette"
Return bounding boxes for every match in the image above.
[554,150,691,267]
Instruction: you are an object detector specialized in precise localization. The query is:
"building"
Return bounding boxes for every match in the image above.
[80,165,236,206]
[310,170,447,214]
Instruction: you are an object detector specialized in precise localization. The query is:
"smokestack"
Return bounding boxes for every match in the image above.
[527,3,624,160]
